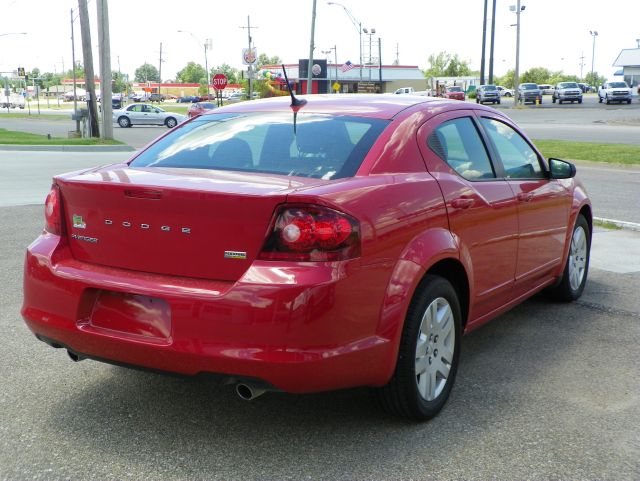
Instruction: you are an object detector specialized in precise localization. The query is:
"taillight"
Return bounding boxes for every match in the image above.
[44,184,62,235]
[259,205,360,262]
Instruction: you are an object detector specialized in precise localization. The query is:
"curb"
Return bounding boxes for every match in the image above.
[0,144,135,152]
[594,216,640,232]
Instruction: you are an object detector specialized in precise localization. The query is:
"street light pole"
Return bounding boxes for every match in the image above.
[327,2,363,81]
[590,30,598,85]
[511,1,524,106]
[178,30,212,98]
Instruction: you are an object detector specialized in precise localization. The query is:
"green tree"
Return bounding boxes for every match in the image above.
[256,53,282,70]
[134,63,160,83]
[211,63,240,84]
[585,71,606,88]
[176,62,206,84]
[520,67,552,84]
[66,62,84,80]
[424,51,472,78]
[111,71,129,93]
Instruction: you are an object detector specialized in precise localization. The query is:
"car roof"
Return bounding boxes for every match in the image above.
[203,94,448,119]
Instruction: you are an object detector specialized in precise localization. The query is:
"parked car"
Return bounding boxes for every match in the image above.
[517,83,542,104]
[23,95,592,421]
[148,93,166,103]
[225,92,245,103]
[552,82,583,104]
[393,87,415,94]
[187,102,216,118]
[177,95,200,103]
[444,86,465,101]
[112,103,186,128]
[538,84,554,95]
[476,85,501,105]
[496,86,514,97]
[577,83,594,93]
[598,81,632,104]
[132,92,149,102]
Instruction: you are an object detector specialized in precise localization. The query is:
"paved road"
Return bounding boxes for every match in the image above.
[2,96,640,147]
[1,203,638,480]
[1,151,637,225]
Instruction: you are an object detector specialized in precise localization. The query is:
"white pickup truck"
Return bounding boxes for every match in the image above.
[598,81,632,104]
[0,93,25,109]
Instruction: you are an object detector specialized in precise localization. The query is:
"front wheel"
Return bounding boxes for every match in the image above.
[547,215,590,302]
[117,116,131,128]
[374,275,461,421]
[165,117,177,128]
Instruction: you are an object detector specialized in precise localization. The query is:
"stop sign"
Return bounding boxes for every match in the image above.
[212,74,228,90]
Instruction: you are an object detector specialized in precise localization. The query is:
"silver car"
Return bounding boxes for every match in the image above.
[112,103,186,128]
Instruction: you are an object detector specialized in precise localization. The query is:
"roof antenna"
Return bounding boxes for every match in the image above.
[282,64,306,107]
[281,64,306,135]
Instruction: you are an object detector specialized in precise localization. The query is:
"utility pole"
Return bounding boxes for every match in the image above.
[78,0,99,137]
[480,0,488,85]
[70,8,80,135]
[395,43,399,65]
[158,42,162,96]
[240,17,257,99]
[307,0,317,94]
[97,0,113,140]
[513,0,522,106]
[378,38,382,91]
[488,0,497,83]
[579,52,585,79]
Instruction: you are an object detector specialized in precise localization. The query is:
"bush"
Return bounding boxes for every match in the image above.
[467,90,477,99]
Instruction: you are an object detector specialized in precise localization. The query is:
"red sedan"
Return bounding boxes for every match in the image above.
[444,86,466,101]
[22,95,591,420]
[187,101,216,118]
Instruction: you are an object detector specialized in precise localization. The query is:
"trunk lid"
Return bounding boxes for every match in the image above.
[57,166,318,281]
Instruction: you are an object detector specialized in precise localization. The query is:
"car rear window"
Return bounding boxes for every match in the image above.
[129,112,389,180]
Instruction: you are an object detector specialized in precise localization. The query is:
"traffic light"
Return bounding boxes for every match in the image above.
[17,67,25,77]
[24,74,29,82]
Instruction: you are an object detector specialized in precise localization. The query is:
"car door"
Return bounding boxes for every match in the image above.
[417,111,519,323]
[476,115,571,288]
[125,104,144,124]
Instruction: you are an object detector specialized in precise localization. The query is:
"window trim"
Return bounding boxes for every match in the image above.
[426,115,500,183]
[475,114,550,181]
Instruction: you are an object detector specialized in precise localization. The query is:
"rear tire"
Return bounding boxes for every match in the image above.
[117,116,131,128]
[165,117,177,128]
[374,275,461,421]
[546,215,590,302]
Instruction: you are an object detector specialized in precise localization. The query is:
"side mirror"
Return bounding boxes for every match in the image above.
[549,158,576,179]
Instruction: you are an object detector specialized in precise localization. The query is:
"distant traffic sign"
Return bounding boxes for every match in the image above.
[212,74,228,91]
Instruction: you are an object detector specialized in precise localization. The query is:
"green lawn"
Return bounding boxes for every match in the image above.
[533,139,640,165]
[0,128,123,145]
[0,112,69,121]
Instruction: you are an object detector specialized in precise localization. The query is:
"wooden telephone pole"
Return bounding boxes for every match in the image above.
[97,0,113,140]
[78,0,99,137]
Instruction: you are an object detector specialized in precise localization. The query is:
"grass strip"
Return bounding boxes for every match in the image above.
[533,139,640,165]
[0,128,123,145]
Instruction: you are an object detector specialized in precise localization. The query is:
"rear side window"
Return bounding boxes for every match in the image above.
[130,113,388,180]
[479,118,544,179]
[427,117,496,180]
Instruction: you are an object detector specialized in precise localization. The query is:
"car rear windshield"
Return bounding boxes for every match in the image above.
[558,82,578,88]
[129,112,389,180]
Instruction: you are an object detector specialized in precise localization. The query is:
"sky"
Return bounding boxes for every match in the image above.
[1,0,639,83]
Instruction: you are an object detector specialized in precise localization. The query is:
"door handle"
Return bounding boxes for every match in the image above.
[451,198,474,209]
[517,192,534,202]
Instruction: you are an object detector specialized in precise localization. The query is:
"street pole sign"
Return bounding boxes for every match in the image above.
[212,74,228,90]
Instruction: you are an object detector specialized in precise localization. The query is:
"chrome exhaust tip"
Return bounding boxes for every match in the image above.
[67,350,83,362]
[235,383,266,401]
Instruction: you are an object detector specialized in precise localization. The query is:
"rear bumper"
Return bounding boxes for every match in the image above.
[22,234,396,393]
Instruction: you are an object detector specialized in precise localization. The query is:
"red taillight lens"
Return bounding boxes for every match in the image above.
[259,205,360,262]
[44,184,62,235]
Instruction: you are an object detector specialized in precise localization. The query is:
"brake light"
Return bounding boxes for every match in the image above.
[44,184,62,235]
[259,205,360,261]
